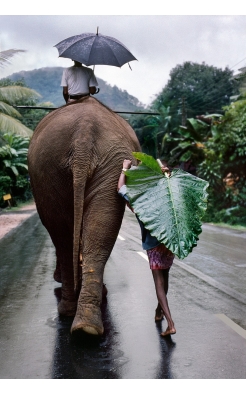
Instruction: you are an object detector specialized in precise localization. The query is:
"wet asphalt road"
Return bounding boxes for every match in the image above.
[0,210,246,379]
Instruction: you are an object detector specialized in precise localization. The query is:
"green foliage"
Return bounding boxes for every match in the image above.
[125,152,209,259]
[196,97,246,217]
[0,113,34,137]
[165,118,208,167]
[0,174,12,204]
[216,98,246,173]
[0,133,31,207]
[0,77,53,131]
[0,68,40,137]
[203,202,246,226]
[129,106,172,159]
[152,61,238,130]
[129,61,238,167]
[130,79,246,227]
[0,85,40,106]
[18,102,54,131]
[0,133,29,175]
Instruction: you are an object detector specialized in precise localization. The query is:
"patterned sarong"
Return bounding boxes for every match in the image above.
[146,244,174,270]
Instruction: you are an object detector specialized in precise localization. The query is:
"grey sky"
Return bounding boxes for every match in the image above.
[1,12,246,106]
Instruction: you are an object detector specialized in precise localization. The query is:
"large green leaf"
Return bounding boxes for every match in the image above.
[125,152,209,259]
[0,113,33,137]
[0,86,40,105]
[0,101,22,117]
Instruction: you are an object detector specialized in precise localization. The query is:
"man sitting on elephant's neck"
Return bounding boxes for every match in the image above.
[61,60,99,104]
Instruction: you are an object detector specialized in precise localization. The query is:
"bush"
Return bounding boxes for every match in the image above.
[0,174,12,208]
[204,203,246,226]
[12,175,32,204]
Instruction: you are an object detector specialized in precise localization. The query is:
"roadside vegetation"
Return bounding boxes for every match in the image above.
[0,49,40,208]
[129,61,246,227]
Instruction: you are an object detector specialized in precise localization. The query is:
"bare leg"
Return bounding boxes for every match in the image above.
[155,269,169,320]
[152,269,176,336]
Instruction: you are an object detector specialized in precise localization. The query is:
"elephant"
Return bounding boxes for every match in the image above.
[28,96,141,336]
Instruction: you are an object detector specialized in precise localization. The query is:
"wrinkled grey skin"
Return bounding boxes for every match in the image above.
[28,97,141,336]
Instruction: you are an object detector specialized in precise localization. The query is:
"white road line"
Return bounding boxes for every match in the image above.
[137,251,148,261]
[117,235,125,240]
[215,314,246,340]
[175,259,246,305]
[235,264,246,268]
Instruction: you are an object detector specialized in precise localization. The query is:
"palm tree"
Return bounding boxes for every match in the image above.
[0,49,40,137]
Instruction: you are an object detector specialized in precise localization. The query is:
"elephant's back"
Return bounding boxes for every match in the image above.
[29,96,140,165]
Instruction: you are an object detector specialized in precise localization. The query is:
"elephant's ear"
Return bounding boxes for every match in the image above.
[125,152,209,259]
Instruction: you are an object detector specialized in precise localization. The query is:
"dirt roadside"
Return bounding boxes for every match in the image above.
[0,202,37,239]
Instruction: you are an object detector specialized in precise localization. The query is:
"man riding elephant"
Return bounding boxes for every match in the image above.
[28,96,141,336]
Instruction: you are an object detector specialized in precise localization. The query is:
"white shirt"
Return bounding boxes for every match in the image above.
[61,65,98,95]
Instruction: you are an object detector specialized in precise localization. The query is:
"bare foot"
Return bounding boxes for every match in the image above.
[160,326,176,337]
[155,307,164,322]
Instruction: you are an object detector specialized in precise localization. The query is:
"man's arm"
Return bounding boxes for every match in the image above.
[89,69,99,95]
[117,159,135,213]
[117,159,132,191]
[63,86,69,103]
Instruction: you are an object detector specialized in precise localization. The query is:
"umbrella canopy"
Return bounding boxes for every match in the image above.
[54,32,137,68]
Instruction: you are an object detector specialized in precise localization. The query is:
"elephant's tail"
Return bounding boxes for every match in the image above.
[73,172,86,293]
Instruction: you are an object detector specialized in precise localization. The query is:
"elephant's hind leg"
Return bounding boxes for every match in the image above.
[57,249,78,317]
[71,257,105,335]
[71,189,125,336]
[52,230,78,317]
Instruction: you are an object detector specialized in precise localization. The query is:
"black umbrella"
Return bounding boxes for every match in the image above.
[54,28,137,68]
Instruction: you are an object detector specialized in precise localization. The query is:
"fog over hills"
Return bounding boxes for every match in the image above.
[3,67,145,111]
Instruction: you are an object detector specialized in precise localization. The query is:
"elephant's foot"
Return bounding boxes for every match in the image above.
[58,299,77,317]
[71,304,104,336]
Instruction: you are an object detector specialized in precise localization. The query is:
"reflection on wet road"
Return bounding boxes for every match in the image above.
[180,223,246,296]
[0,211,246,378]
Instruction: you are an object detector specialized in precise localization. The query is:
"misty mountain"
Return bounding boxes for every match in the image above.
[3,67,145,111]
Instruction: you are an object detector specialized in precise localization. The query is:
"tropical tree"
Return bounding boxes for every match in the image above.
[198,97,246,224]
[0,49,40,137]
[152,61,239,130]
[160,97,246,226]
